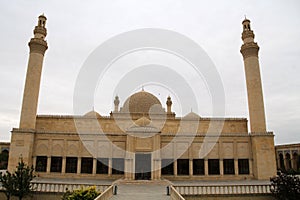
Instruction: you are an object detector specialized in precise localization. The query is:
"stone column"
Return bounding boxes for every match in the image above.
[108,158,112,176]
[62,157,66,174]
[32,156,37,170]
[249,159,253,175]
[234,159,239,175]
[77,157,81,174]
[124,158,133,180]
[46,156,51,174]
[204,159,208,176]
[174,160,177,176]
[220,159,224,176]
[92,158,97,175]
[189,159,193,176]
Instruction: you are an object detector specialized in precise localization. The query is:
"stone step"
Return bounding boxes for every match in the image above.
[109,182,171,200]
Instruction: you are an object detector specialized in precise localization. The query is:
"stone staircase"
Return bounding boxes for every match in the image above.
[109,180,171,200]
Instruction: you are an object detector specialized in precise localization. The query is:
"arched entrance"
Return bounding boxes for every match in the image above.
[135,153,151,180]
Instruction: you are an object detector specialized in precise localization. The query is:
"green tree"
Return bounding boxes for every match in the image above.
[270,172,300,200]
[61,186,100,200]
[0,159,35,200]
[13,160,35,200]
[0,171,14,200]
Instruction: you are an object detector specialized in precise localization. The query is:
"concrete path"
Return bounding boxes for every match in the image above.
[109,181,171,200]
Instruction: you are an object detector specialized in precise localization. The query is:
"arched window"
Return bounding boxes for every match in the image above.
[286,153,291,170]
[292,152,299,171]
[0,149,9,169]
[279,153,285,170]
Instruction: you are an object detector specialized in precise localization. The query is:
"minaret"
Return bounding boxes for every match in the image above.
[166,96,172,113]
[240,18,276,180]
[114,95,120,112]
[8,15,48,171]
[19,14,48,129]
[240,18,266,133]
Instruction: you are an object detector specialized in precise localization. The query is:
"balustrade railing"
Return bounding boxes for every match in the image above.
[174,184,271,196]
[0,181,110,193]
[170,185,185,200]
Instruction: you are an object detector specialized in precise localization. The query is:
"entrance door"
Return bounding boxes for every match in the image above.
[135,153,151,180]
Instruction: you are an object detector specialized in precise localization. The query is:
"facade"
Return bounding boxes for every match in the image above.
[8,15,276,181]
[275,143,300,172]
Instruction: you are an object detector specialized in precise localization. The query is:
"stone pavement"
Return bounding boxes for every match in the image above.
[109,180,171,200]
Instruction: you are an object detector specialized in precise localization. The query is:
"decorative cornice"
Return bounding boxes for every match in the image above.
[161,133,249,137]
[29,38,48,55]
[12,128,36,133]
[33,26,47,36]
[36,114,247,121]
[240,42,259,59]
[242,30,255,41]
[250,131,274,137]
[275,143,300,148]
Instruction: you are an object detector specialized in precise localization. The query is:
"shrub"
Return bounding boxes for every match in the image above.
[61,186,100,200]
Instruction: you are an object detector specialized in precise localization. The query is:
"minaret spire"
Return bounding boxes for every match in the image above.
[19,14,48,129]
[240,18,266,133]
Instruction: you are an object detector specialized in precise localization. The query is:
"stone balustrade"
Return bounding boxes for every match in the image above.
[94,185,114,200]
[170,185,185,200]
[0,181,110,193]
[174,184,271,196]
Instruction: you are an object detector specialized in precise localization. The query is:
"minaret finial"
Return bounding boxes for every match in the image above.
[166,96,172,113]
[114,95,120,112]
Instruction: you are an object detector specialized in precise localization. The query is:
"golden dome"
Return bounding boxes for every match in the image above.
[122,90,162,114]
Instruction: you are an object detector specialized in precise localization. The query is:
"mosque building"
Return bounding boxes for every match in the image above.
[8,15,276,181]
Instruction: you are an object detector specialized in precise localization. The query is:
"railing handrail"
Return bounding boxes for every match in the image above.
[174,184,271,195]
[174,183,271,187]
[1,182,111,193]
[94,185,114,200]
[170,185,185,200]
[31,180,111,186]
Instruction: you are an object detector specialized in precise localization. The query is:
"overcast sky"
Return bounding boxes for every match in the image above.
[0,0,299,144]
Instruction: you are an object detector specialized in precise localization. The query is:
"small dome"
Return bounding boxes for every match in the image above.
[183,112,201,120]
[122,90,162,114]
[83,111,101,118]
[242,18,250,24]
